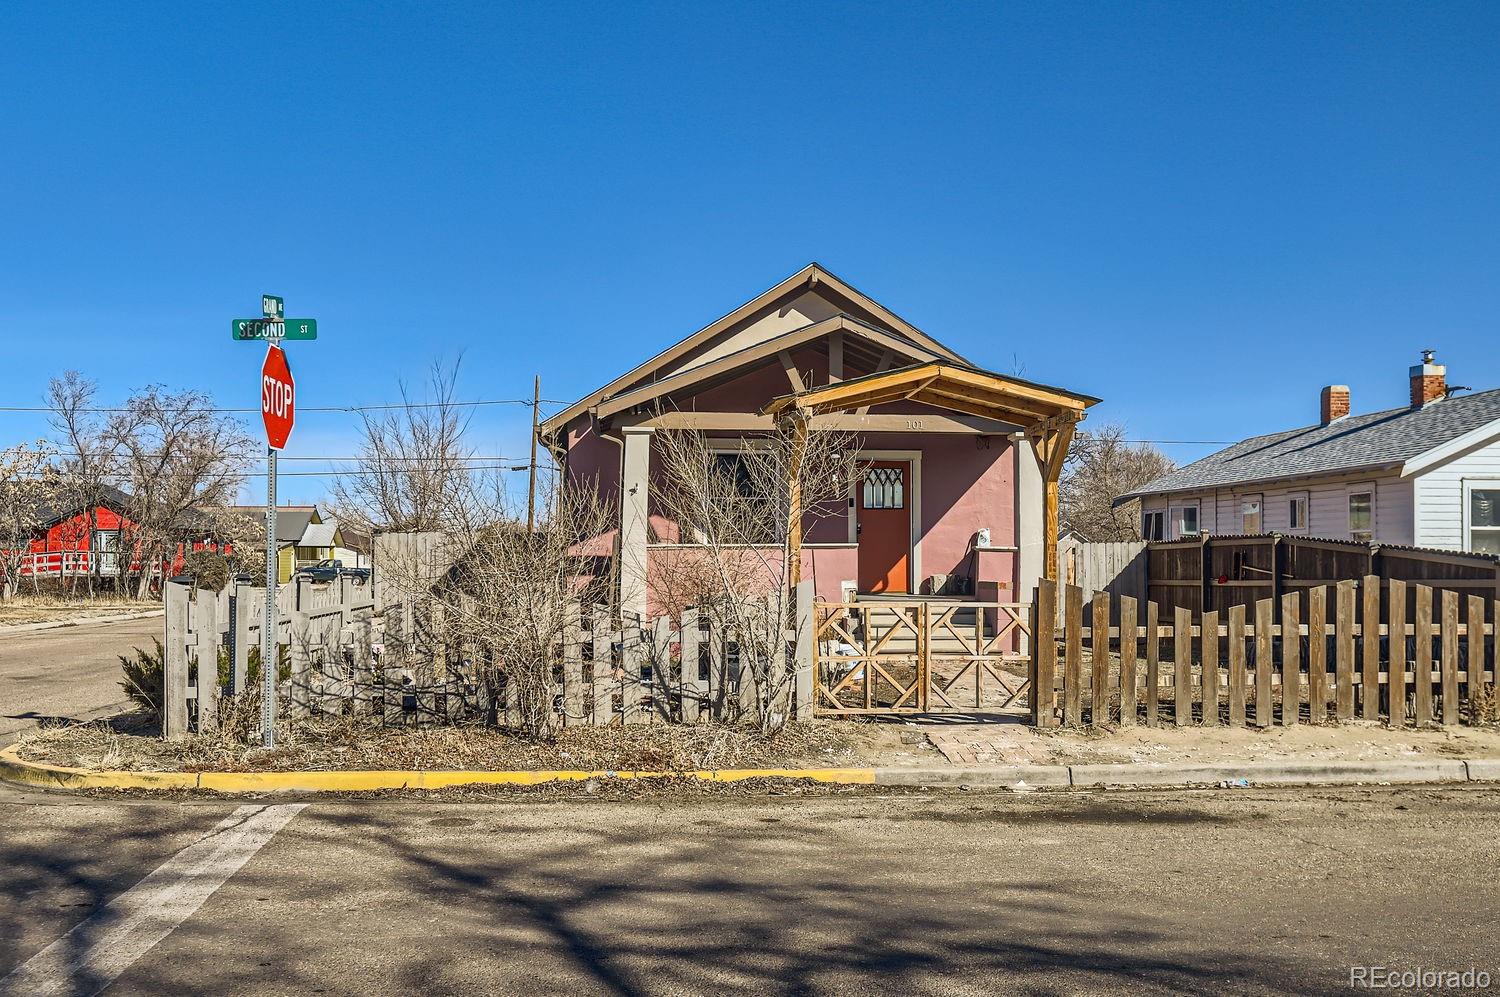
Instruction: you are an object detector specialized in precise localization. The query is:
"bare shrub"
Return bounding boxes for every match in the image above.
[649,416,859,732]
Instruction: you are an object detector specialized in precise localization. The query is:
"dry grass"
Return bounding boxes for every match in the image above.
[17,714,895,775]
[0,593,158,626]
[1470,683,1500,725]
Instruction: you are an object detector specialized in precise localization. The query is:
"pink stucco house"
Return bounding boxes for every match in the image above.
[540,264,1099,617]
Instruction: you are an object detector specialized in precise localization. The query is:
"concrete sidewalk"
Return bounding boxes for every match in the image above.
[0,609,162,636]
[877,757,1499,789]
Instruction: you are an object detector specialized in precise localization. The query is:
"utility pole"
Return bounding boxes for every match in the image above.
[527,374,540,532]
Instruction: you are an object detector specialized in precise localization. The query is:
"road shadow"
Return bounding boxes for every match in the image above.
[89,800,1337,995]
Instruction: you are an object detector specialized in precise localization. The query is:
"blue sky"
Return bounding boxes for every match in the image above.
[3,1,1498,505]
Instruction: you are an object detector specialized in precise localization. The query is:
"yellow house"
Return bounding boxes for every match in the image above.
[229,505,344,583]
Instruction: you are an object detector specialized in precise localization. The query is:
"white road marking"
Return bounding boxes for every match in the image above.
[1,803,306,997]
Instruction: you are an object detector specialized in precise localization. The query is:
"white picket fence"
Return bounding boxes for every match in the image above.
[162,576,375,739]
[161,578,815,737]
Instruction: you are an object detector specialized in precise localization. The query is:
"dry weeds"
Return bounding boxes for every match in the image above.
[17,714,896,775]
[0,594,157,626]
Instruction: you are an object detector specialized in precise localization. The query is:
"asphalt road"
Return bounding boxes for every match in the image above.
[0,617,161,743]
[1,783,1498,996]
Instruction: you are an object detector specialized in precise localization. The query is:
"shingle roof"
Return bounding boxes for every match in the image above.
[228,506,317,544]
[32,483,134,526]
[300,522,338,548]
[1119,388,1500,502]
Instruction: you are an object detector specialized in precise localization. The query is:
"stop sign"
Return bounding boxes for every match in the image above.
[261,345,295,450]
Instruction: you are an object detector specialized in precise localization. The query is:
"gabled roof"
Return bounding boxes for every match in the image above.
[540,263,966,435]
[33,483,135,526]
[228,505,319,544]
[1119,387,1500,502]
[300,522,339,548]
[594,313,941,420]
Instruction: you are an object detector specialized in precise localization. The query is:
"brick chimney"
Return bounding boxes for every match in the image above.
[1410,349,1447,407]
[1320,385,1350,425]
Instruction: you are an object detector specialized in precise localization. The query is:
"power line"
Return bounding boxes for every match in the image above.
[0,398,571,415]
[45,452,528,463]
[11,463,536,480]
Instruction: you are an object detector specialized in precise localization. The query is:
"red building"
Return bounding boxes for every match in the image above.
[20,485,227,586]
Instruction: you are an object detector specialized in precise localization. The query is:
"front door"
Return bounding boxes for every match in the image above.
[857,461,911,593]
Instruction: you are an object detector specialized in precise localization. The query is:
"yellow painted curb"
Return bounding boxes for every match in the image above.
[0,744,875,795]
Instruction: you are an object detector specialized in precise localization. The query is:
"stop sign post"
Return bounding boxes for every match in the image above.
[235,294,315,748]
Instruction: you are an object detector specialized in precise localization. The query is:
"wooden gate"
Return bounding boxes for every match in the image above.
[812,600,1033,714]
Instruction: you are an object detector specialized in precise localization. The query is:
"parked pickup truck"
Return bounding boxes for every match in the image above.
[293,559,371,584]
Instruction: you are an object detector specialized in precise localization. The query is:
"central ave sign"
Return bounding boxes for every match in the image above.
[261,344,295,450]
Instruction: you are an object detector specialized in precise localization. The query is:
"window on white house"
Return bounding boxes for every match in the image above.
[1240,496,1262,534]
[1169,503,1199,539]
[1469,487,1500,555]
[1142,510,1165,541]
[1288,492,1309,532]
[1348,491,1374,543]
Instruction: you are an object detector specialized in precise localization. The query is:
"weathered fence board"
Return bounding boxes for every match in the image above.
[1201,609,1220,727]
[1038,578,1496,730]
[1227,604,1246,728]
[1119,595,1138,726]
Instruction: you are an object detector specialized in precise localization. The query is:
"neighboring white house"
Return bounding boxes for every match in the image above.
[1119,351,1500,555]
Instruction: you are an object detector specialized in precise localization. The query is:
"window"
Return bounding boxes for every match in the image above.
[1348,491,1374,543]
[1287,492,1309,532]
[1240,495,1262,534]
[710,452,766,502]
[1142,509,1165,541]
[1169,503,1199,539]
[1468,485,1500,555]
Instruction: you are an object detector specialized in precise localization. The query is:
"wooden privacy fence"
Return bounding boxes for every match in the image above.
[163,578,815,736]
[1147,534,1500,619]
[1031,576,1499,729]
[813,600,1033,713]
[1058,539,1147,621]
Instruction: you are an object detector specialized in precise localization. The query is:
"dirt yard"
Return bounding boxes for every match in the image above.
[15,715,943,774]
[0,595,159,627]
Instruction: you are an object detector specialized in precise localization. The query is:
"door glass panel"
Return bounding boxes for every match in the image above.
[862,467,904,509]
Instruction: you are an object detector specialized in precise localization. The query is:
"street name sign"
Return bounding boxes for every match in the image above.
[232,317,317,341]
[261,345,295,450]
[262,294,284,318]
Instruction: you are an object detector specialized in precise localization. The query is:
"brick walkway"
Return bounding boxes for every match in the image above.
[922,724,1055,765]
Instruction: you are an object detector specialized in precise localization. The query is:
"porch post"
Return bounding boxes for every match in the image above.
[619,426,653,620]
[785,411,808,589]
[1025,415,1078,583]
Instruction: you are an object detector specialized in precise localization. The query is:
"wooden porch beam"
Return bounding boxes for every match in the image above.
[614,410,1021,433]
[778,350,806,392]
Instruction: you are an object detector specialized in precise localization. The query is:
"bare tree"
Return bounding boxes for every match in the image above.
[47,372,123,595]
[108,386,255,597]
[649,418,860,732]
[0,443,60,600]
[330,360,475,534]
[197,505,268,579]
[1059,423,1174,541]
